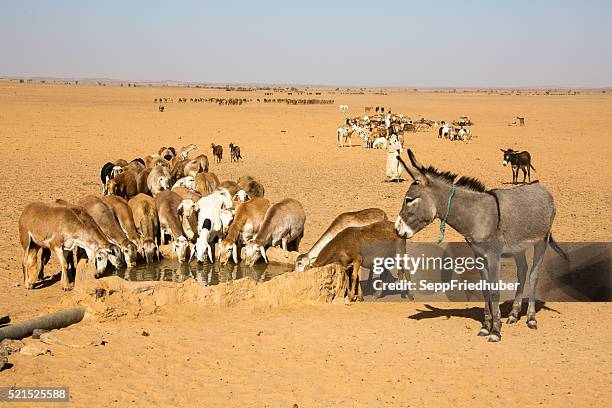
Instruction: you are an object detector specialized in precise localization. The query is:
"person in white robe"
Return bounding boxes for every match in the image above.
[385,133,403,181]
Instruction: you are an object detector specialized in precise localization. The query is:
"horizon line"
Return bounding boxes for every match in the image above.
[1,76,611,91]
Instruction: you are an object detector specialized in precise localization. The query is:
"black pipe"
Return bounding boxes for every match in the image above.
[0,307,85,341]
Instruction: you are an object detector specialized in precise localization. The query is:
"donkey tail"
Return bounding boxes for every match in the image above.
[530,163,536,171]
[549,234,568,260]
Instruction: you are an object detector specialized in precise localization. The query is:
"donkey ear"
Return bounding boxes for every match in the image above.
[397,151,427,183]
[407,149,424,170]
[500,149,506,153]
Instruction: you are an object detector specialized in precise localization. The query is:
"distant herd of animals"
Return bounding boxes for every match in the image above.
[336,107,534,184]
[336,111,471,150]
[155,97,334,112]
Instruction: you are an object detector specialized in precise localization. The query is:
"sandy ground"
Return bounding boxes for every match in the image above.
[0,82,611,406]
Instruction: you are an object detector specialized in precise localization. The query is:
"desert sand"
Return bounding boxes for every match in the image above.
[0,82,610,407]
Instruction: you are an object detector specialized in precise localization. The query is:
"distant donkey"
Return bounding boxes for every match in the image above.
[501,149,535,184]
[211,143,223,163]
[394,149,567,342]
[229,143,242,163]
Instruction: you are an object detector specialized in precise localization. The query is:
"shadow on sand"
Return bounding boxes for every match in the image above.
[32,272,62,289]
[500,179,540,186]
[407,299,559,323]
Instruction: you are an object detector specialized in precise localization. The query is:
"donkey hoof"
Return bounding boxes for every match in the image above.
[527,320,538,330]
[477,328,490,336]
[488,333,501,343]
[506,315,519,325]
[62,287,72,292]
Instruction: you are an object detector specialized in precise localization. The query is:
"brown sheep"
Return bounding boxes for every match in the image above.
[77,195,138,268]
[295,208,388,272]
[128,194,160,263]
[237,175,265,197]
[19,201,119,290]
[107,170,138,200]
[100,195,141,250]
[311,221,407,301]
[218,197,271,264]
[194,172,220,196]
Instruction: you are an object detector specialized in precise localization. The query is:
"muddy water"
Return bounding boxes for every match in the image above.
[107,259,292,286]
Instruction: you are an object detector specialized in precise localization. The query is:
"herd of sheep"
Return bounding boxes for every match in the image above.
[19,143,404,301]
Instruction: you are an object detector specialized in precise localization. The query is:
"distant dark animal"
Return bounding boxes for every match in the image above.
[211,143,223,163]
[229,143,242,163]
[501,149,535,184]
[159,105,165,112]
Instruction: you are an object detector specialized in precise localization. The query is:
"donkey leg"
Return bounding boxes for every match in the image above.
[522,167,527,183]
[527,241,548,329]
[507,253,528,324]
[478,267,492,336]
[528,165,532,182]
[486,255,503,342]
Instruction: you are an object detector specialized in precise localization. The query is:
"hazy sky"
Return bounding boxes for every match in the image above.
[1,0,611,87]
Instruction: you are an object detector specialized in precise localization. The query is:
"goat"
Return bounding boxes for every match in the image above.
[172,186,202,202]
[124,159,145,174]
[438,124,452,139]
[183,154,209,176]
[144,155,170,169]
[211,143,223,163]
[107,170,138,200]
[177,199,199,241]
[233,190,250,203]
[237,175,265,197]
[194,172,220,196]
[501,149,535,184]
[310,221,406,301]
[172,176,196,191]
[158,146,176,158]
[136,168,152,195]
[218,197,271,264]
[128,194,160,263]
[193,188,233,263]
[219,180,241,197]
[294,208,388,272]
[154,190,190,262]
[100,195,141,252]
[77,195,138,268]
[114,159,129,167]
[243,198,306,266]
[100,162,117,194]
[177,143,197,160]
[372,137,387,149]
[19,202,119,290]
[147,165,172,196]
[229,143,242,163]
[337,125,353,147]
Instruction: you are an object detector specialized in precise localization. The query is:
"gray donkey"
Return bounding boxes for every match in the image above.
[395,149,567,342]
